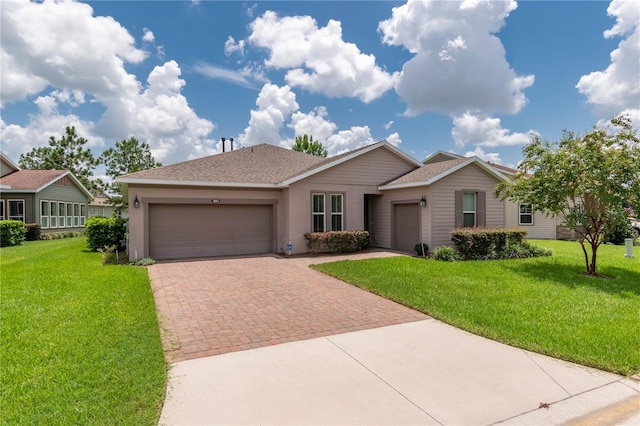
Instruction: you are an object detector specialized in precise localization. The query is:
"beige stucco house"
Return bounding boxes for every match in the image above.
[117,142,555,261]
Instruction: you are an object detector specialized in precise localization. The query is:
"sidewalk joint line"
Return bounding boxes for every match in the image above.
[522,349,571,395]
[325,335,444,426]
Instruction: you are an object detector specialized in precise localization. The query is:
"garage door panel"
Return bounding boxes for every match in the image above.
[149,204,273,260]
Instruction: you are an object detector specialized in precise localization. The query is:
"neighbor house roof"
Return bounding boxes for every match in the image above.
[117,141,421,188]
[422,150,465,164]
[0,152,21,173]
[0,169,93,197]
[379,157,508,190]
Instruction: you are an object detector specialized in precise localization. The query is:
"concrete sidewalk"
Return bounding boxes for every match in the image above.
[159,319,639,425]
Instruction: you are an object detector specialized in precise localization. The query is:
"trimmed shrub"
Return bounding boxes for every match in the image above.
[433,246,459,261]
[40,232,83,240]
[0,220,27,247]
[85,216,127,251]
[304,230,369,254]
[132,257,156,266]
[604,220,635,245]
[25,223,42,241]
[414,242,429,256]
[451,228,528,260]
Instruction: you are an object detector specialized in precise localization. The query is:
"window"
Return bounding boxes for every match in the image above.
[519,203,533,225]
[41,201,49,228]
[66,202,73,227]
[50,202,58,227]
[90,207,96,214]
[462,192,476,227]
[80,204,86,226]
[8,200,25,222]
[312,193,325,232]
[58,202,65,228]
[0,200,4,219]
[331,194,343,231]
[73,203,79,227]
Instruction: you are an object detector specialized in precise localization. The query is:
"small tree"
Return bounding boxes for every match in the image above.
[496,115,640,276]
[99,137,161,207]
[292,134,328,157]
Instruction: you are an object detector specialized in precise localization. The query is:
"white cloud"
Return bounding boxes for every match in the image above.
[325,126,377,155]
[384,120,394,130]
[287,106,337,144]
[463,146,502,164]
[576,0,639,122]
[238,84,299,146]
[224,36,246,56]
[248,11,396,103]
[0,1,215,163]
[452,112,534,148]
[385,132,402,147]
[142,28,155,42]
[192,62,258,88]
[378,0,533,116]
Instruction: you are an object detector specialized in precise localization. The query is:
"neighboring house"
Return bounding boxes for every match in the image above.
[117,141,557,262]
[89,193,126,218]
[0,152,92,232]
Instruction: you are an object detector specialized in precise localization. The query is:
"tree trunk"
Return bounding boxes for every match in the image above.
[589,240,599,275]
[579,240,590,274]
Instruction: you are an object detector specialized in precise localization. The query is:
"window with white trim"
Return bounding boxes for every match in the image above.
[80,204,86,226]
[8,200,25,222]
[73,203,80,227]
[312,193,325,232]
[50,202,58,227]
[0,200,4,220]
[331,194,343,231]
[519,203,534,225]
[58,202,65,228]
[41,200,50,228]
[66,202,73,227]
[462,192,476,227]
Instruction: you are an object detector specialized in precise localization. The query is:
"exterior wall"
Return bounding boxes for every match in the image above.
[0,193,35,222]
[126,185,284,261]
[428,164,504,248]
[286,147,418,254]
[372,186,430,250]
[504,200,556,239]
[1,158,17,177]
[36,181,89,233]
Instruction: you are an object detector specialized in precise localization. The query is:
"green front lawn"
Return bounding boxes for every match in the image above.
[312,240,640,375]
[0,237,166,425]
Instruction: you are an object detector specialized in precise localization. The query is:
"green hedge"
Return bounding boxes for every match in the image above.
[304,231,369,254]
[85,216,127,251]
[0,220,27,247]
[25,223,42,241]
[450,228,528,260]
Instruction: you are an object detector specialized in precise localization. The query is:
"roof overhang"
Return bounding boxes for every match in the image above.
[116,177,280,189]
[379,157,509,190]
[421,150,465,164]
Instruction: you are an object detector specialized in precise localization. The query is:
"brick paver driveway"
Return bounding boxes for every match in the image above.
[148,251,427,362]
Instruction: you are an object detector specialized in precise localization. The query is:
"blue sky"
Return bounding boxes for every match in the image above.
[1,0,638,177]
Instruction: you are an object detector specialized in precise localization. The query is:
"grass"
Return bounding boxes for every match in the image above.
[0,237,166,425]
[312,240,640,376]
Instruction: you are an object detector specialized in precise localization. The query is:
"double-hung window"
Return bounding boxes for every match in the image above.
[58,202,65,228]
[519,203,533,225]
[330,194,343,231]
[80,204,86,226]
[8,200,25,222]
[66,202,73,227]
[41,201,50,228]
[50,202,58,227]
[73,203,80,227]
[462,192,476,227]
[312,193,325,232]
[0,200,4,220]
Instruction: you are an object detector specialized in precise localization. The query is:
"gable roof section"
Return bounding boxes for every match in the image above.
[117,141,421,188]
[422,150,465,165]
[0,169,93,197]
[0,152,21,175]
[379,157,509,190]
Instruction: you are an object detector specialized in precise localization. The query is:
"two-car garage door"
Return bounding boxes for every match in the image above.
[149,204,273,260]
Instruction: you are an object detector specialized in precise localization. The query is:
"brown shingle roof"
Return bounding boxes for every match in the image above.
[0,170,67,190]
[384,158,469,186]
[121,144,327,184]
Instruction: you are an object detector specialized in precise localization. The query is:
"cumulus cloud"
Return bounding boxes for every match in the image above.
[378,0,533,116]
[576,0,639,122]
[287,106,337,144]
[452,112,534,148]
[142,28,155,42]
[0,1,215,163]
[325,126,378,155]
[224,36,246,56]
[248,11,397,103]
[463,146,503,164]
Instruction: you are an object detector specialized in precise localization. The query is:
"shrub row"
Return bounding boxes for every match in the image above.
[85,216,127,251]
[25,223,41,241]
[0,220,26,247]
[451,228,527,260]
[40,231,83,240]
[304,230,369,254]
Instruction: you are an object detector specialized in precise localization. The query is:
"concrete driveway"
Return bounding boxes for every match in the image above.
[149,252,639,425]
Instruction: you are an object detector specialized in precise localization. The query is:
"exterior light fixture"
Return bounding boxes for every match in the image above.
[419,196,427,207]
[133,195,140,208]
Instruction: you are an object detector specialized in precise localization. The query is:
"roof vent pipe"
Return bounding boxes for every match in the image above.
[221,137,226,153]
[230,137,234,151]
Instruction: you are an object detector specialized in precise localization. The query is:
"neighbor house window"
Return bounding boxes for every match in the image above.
[462,192,476,227]
[331,194,343,231]
[312,193,325,232]
[50,202,57,227]
[519,203,534,225]
[80,204,86,226]
[73,203,80,227]
[8,200,25,222]
[66,202,73,227]
[41,200,50,228]
[0,200,4,219]
[58,202,65,228]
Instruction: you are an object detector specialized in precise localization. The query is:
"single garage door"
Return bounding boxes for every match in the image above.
[149,204,273,260]
[393,203,419,252]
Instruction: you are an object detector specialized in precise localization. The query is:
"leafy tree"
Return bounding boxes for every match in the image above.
[496,115,640,276]
[19,126,100,192]
[99,137,161,207]
[292,134,328,157]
